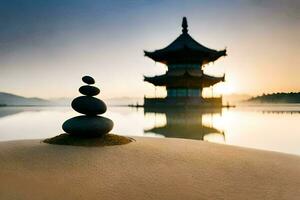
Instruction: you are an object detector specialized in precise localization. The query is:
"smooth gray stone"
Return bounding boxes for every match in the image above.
[82,76,95,84]
[62,116,113,137]
[71,96,106,115]
[79,85,100,96]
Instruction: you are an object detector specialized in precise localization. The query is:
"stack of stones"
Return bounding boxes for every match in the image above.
[62,76,113,137]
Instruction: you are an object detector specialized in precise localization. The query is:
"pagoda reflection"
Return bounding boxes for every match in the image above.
[144,107,225,141]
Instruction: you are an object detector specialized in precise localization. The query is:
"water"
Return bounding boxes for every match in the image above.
[0,105,300,155]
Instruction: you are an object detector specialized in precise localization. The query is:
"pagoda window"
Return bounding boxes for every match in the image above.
[176,88,187,97]
[187,89,201,97]
[167,89,177,97]
[168,88,201,97]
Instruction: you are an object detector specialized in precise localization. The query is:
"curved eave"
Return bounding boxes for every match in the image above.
[202,74,225,87]
[144,49,227,64]
[144,73,225,88]
[205,49,227,64]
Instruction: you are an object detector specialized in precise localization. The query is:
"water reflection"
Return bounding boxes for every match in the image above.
[144,107,225,142]
[0,107,52,119]
[0,107,73,141]
[0,107,26,118]
[0,105,300,155]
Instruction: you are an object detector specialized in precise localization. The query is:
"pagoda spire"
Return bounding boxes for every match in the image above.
[182,17,188,34]
[144,16,227,64]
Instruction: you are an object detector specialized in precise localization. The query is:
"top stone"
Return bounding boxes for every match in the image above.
[82,76,95,85]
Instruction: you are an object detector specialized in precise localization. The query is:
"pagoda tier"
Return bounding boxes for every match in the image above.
[144,69,225,88]
[144,17,226,65]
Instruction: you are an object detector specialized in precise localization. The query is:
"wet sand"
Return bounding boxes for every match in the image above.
[0,137,300,200]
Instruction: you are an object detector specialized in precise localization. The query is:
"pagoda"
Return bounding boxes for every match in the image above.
[144,17,227,107]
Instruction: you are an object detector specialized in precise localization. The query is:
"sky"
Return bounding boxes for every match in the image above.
[0,0,299,99]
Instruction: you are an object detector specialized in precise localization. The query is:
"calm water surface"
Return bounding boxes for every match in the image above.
[0,105,300,155]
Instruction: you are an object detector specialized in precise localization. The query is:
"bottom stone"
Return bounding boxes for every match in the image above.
[44,133,133,146]
[62,115,113,137]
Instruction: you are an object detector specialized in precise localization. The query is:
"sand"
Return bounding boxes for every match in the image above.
[0,137,300,200]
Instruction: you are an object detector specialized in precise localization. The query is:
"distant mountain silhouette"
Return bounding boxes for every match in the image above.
[48,97,72,106]
[0,92,141,107]
[0,92,51,106]
[0,92,260,106]
[247,92,300,103]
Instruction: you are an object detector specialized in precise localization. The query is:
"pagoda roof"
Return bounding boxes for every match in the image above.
[144,17,227,65]
[144,69,225,88]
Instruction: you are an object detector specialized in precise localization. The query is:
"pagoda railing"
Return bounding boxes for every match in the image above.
[144,96,222,107]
